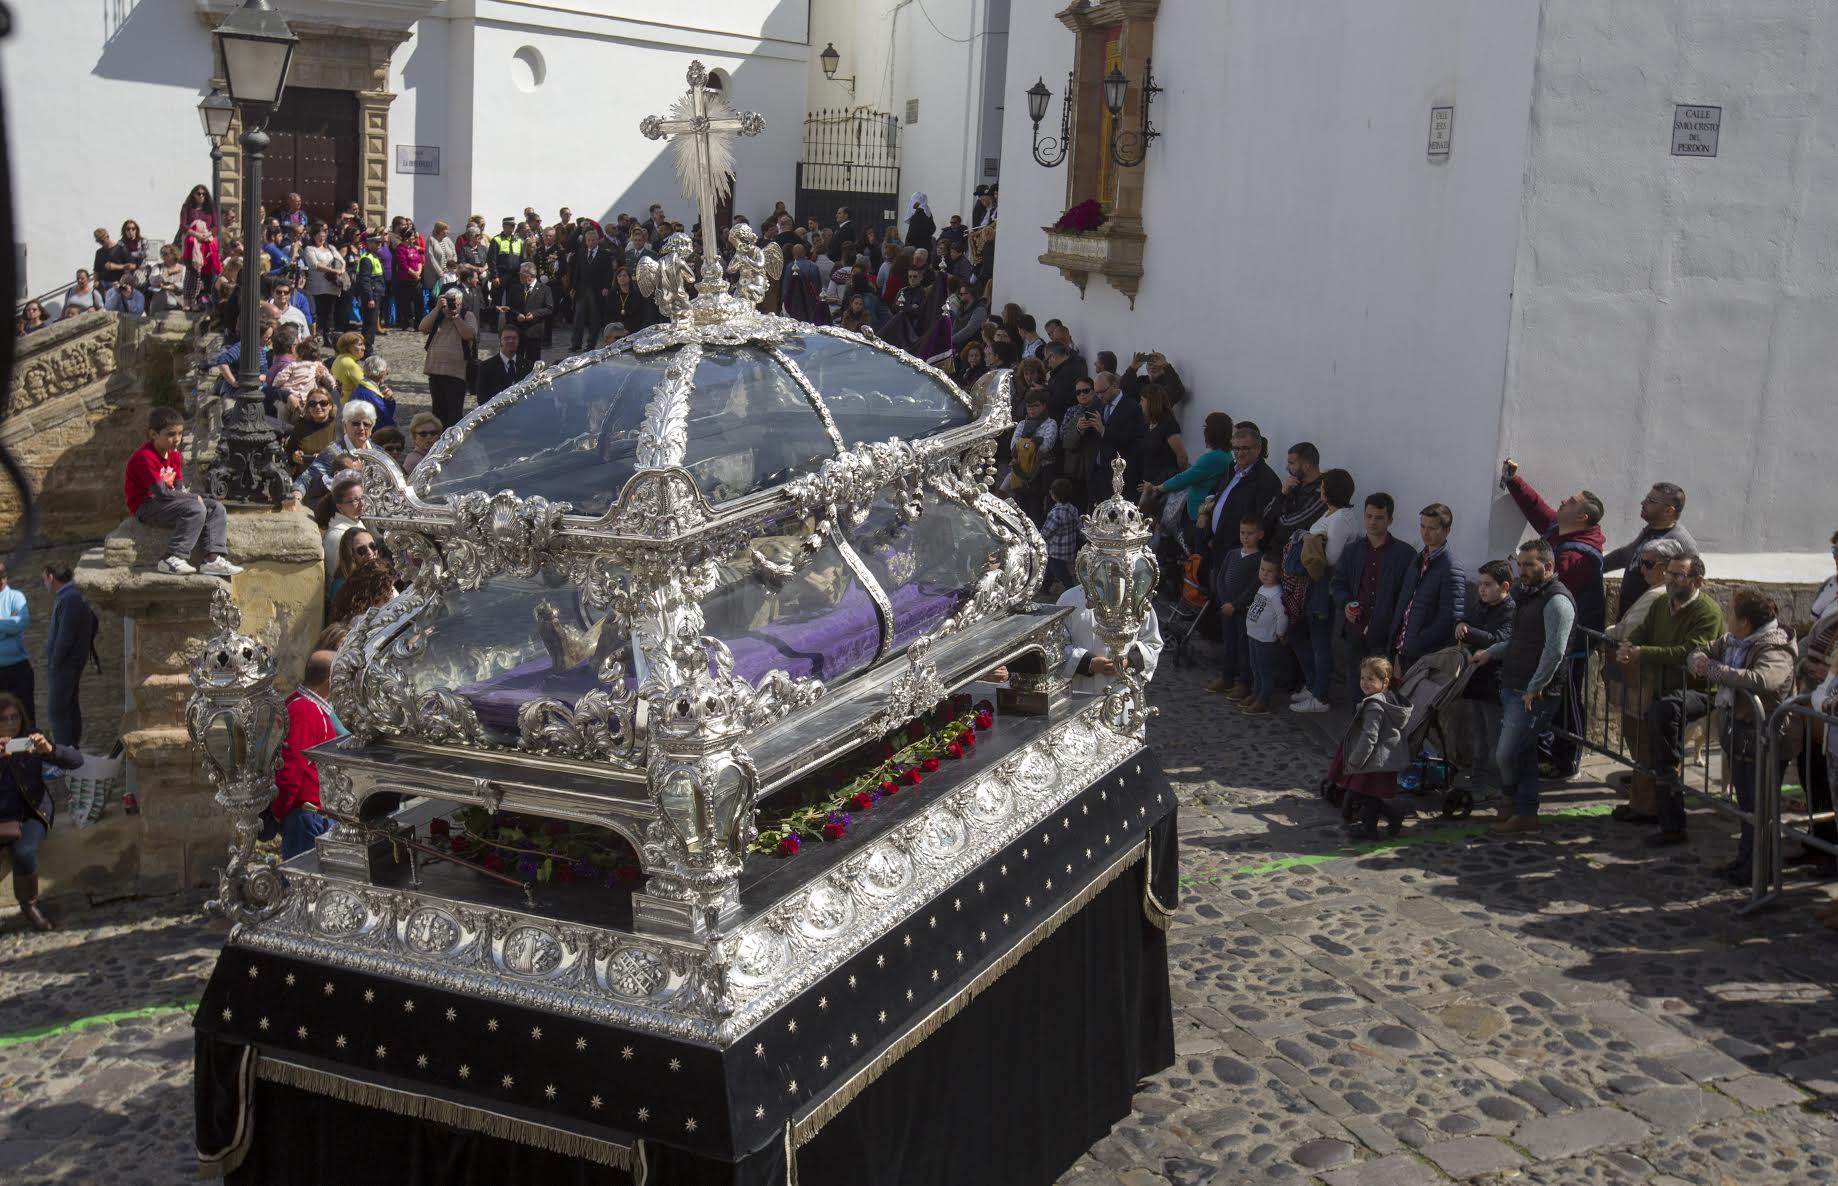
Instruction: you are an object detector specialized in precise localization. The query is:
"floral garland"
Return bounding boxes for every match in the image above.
[752,695,997,857]
[432,807,642,887]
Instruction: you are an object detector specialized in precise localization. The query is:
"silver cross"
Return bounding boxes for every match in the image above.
[639,61,765,291]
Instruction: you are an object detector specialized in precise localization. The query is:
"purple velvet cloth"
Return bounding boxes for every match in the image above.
[459,579,967,735]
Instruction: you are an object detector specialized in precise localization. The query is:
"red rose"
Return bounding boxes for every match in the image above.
[429,818,451,837]
[921,756,940,773]
[959,730,975,747]
[974,710,993,730]
[779,834,802,855]
[880,779,899,797]
[482,854,507,873]
[822,822,846,840]
[555,863,576,883]
[448,836,467,854]
[904,768,922,786]
[850,791,874,810]
[945,741,963,759]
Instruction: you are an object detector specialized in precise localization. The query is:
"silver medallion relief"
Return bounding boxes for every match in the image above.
[315,888,368,937]
[799,882,855,939]
[500,926,565,978]
[403,908,463,956]
[602,946,669,999]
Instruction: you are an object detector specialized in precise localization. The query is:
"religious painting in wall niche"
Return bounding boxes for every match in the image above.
[1097,25,1122,213]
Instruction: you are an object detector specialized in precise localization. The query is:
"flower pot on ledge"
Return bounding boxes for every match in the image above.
[1039,224,1147,308]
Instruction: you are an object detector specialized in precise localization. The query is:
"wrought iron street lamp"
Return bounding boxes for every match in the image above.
[1026,73,1072,168]
[197,87,232,234]
[1103,59,1161,168]
[205,0,297,505]
[818,42,855,98]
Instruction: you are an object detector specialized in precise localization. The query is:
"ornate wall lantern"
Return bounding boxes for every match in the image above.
[186,587,290,922]
[1026,73,1073,167]
[1075,458,1159,733]
[1103,59,1162,167]
[818,42,856,97]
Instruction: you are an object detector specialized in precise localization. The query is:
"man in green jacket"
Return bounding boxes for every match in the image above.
[1618,554,1724,844]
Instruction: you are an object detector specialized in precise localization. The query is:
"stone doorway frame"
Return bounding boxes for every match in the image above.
[197,16,411,231]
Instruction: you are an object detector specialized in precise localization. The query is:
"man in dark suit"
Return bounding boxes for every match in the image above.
[1082,370,1148,505]
[1195,420,1283,569]
[832,205,855,252]
[478,326,531,403]
[568,226,613,351]
[499,262,551,367]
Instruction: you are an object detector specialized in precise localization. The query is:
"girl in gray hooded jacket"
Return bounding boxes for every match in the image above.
[1329,656,1415,840]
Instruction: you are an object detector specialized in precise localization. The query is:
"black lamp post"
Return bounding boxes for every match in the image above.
[1026,73,1072,168]
[197,87,233,234]
[205,0,297,507]
[818,42,855,98]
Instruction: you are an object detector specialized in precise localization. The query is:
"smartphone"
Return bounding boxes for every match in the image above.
[4,737,34,755]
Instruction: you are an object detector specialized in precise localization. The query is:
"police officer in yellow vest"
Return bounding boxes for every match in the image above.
[487,216,524,322]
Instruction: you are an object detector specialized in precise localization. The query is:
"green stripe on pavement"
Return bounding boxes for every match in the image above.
[1179,802,1617,888]
[0,999,199,1049]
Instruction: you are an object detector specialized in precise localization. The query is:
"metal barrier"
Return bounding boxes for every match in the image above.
[1756,692,1838,908]
[1551,624,1774,911]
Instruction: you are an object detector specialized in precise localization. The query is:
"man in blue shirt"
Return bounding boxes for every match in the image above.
[42,562,98,748]
[0,561,32,716]
[103,278,147,315]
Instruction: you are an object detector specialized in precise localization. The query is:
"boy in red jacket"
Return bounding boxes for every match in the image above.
[123,407,243,577]
[271,650,339,858]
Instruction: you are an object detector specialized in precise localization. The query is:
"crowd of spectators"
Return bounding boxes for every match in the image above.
[8,177,1837,934]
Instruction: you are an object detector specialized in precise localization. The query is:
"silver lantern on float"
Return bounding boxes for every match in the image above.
[186,586,291,922]
[1076,457,1160,733]
[633,639,762,940]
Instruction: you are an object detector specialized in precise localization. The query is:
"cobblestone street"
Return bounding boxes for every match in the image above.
[4,657,1838,1185]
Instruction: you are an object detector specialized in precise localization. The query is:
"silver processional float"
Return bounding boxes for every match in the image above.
[187,59,1173,1186]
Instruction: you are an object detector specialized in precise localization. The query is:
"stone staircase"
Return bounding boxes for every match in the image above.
[1,310,208,546]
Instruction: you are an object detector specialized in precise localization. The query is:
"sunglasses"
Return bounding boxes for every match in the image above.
[414,428,439,439]
[308,400,333,408]
[1640,557,1666,569]
[352,543,378,557]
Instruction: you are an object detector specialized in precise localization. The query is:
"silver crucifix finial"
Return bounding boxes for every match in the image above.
[639,61,766,295]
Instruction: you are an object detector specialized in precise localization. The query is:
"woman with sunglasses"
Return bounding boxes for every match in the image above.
[0,692,83,931]
[401,412,443,476]
[329,529,382,608]
[105,220,149,292]
[286,382,340,499]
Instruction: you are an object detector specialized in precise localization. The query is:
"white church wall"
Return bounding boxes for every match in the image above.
[1497,0,1838,558]
[993,0,1540,567]
[460,6,807,235]
[3,0,217,300]
[804,0,1006,228]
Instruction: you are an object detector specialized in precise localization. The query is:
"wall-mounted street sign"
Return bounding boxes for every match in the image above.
[395,145,441,175]
[1671,105,1721,157]
[1428,105,1454,158]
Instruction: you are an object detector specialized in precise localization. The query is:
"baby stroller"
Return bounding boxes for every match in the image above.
[1392,646,1480,819]
[1156,549,1211,668]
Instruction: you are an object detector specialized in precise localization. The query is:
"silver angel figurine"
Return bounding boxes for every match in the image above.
[636,230,697,322]
[726,223,782,308]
